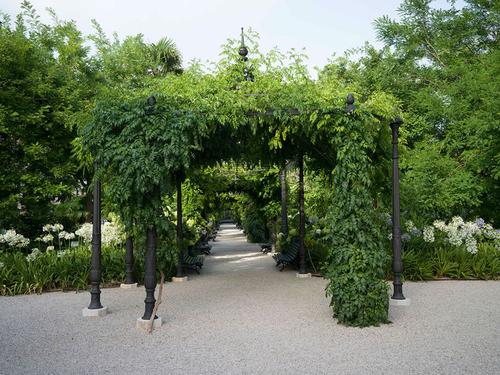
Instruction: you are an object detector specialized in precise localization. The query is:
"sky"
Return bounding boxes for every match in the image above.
[2,0,460,73]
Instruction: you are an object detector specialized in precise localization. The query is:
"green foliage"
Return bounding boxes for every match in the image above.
[401,142,482,219]
[0,245,131,295]
[0,5,94,234]
[4,0,499,330]
[81,93,209,230]
[324,115,390,327]
[384,245,500,281]
[78,27,398,327]
[323,0,500,223]
[0,3,187,236]
[242,206,268,243]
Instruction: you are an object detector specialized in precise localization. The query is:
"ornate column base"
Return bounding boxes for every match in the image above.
[82,306,108,317]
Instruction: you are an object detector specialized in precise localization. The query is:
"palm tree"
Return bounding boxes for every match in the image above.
[148,37,182,76]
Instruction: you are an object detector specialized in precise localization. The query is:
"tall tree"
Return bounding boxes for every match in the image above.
[0,2,96,233]
[321,0,500,222]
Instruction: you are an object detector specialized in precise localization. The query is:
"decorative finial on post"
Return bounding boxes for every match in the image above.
[147,96,156,106]
[239,27,249,62]
[346,93,356,113]
[391,116,403,129]
[145,95,156,116]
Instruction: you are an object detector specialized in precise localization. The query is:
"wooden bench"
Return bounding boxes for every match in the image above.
[182,252,204,274]
[273,238,299,271]
[195,240,212,255]
[260,244,272,254]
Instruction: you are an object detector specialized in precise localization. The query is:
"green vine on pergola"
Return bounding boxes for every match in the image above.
[81,35,400,327]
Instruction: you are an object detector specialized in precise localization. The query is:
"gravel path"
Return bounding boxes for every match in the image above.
[1,223,499,375]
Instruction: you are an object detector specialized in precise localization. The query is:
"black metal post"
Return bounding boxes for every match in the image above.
[175,172,184,278]
[298,152,306,274]
[88,162,103,309]
[391,117,405,300]
[142,227,157,320]
[280,164,288,237]
[124,236,135,284]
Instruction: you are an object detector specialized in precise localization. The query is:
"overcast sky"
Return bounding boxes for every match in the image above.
[3,0,459,73]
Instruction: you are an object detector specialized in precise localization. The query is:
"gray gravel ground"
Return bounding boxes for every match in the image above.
[1,223,499,375]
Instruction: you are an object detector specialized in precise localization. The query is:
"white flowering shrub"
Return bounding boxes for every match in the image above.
[26,248,42,262]
[102,221,124,245]
[42,223,64,232]
[0,230,30,249]
[75,223,92,242]
[41,234,54,243]
[423,226,435,243]
[431,217,489,254]
[57,231,76,241]
[395,216,499,255]
[75,219,124,246]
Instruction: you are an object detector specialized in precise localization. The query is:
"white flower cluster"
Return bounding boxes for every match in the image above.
[75,223,92,242]
[423,226,435,243]
[43,223,64,232]
[405,220,421,236]
[75,221,124,245]
[483,226,500,250]
[58,231,76,240]
[0,230,30,248]
[433,216,482,254]
[26,248,42,262]
[391,216,499,254]
[40,234,54,243]
[102,222,124,245]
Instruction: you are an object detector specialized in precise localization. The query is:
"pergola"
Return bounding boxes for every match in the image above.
[81,29,407,328]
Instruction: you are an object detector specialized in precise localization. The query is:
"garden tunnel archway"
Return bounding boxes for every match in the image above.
[81,32,404,327]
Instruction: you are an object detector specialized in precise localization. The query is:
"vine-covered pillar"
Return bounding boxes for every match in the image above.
[82,161,107,317]
[174,171,187,281]
[298,152,306,274]
[141,227,157,320]
[390,117,405,300]
[324,94,389,326]
[280,162,288,237]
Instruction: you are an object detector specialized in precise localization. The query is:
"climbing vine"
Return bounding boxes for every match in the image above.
[324,113,390,326]
[81,33,399,327]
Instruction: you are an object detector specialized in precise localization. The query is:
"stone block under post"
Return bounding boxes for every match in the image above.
[390,297,411,306]
[120,282,138,289]
[136,317,162,330]
[82,306,108,317]
[172,276,188,283]
[296,272,312,279]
